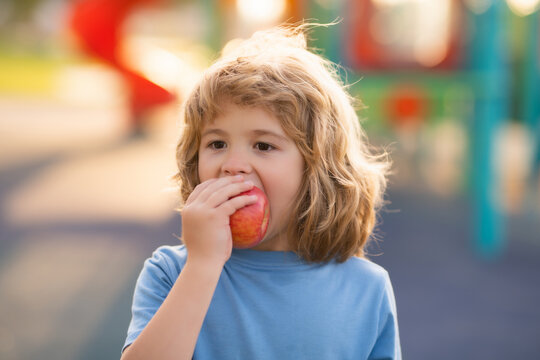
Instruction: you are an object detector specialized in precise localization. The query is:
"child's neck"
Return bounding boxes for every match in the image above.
[251,234,290,251]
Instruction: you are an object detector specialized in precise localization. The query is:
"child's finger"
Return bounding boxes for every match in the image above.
[197,175,244,202]
[218,194,259,216]
[205,180,254,208]
[186,178,217,204]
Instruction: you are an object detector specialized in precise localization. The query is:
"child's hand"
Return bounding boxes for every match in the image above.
[181,175,256,268]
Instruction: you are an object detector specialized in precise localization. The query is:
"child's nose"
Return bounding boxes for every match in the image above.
[221,152,252,176]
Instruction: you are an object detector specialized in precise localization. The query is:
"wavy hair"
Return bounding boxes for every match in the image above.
[174,24,390,263]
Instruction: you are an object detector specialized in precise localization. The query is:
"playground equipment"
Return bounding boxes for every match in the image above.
[69,0,176,133]
[67,0,538,257]
[204,0,540,259]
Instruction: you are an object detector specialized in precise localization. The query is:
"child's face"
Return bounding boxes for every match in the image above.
[198,102,304,251]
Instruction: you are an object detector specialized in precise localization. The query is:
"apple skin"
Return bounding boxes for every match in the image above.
[230,186,270,249]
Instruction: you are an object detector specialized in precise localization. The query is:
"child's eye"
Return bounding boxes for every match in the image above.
[209,141,226,150]
[255,142,274,151]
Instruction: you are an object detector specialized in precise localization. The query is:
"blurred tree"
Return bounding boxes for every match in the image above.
[7,0,41,22]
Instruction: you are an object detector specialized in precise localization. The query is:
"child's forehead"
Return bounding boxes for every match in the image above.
[206,101,277,122]
[197,102,299,140]
[203,103,280,127]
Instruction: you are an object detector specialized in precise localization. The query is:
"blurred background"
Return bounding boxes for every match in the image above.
[1,0,539,359]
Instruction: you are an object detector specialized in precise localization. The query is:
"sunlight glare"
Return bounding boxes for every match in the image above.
[413,0,452,67]
[136,47,183,89]
[371,0,452,67]
[236,0,286,24]
[506,0,540,16]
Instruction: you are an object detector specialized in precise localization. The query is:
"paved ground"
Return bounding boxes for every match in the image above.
[1,97,539,360]
[375,189,540,359]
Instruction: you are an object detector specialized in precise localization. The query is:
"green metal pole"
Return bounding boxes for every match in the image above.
[469,2,508,259]
[306,0,345,65]
[201,0,224,54]
[522,12,540,187]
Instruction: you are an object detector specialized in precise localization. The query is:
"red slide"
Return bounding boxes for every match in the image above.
[69,0,176,130]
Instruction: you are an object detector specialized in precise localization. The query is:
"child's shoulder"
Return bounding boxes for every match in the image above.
[340,256,390,284]
[144,244,188,278]
[150,244,188,260]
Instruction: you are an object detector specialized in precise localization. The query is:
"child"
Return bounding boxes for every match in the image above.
[121,24,400,360]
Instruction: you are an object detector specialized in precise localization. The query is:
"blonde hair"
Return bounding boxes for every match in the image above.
[175,24,390,263]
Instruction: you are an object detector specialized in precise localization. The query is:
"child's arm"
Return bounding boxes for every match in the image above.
[368,272,401,360]
[121,176,255,360]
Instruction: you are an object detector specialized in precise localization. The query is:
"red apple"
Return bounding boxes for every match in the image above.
[230,186,270,249]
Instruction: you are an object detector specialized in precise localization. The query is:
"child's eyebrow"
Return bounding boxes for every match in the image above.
[201,128,290,143]
[201,128,227,138]
[251,129,290,143]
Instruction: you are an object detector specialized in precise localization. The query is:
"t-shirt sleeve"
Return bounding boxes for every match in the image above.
[122,246,184,353]
[368,271,402,360]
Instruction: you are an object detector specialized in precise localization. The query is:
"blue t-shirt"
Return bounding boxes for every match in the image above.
[123,245,401,359]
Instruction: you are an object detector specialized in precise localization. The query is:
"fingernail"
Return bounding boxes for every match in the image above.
[245,180,254,186]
